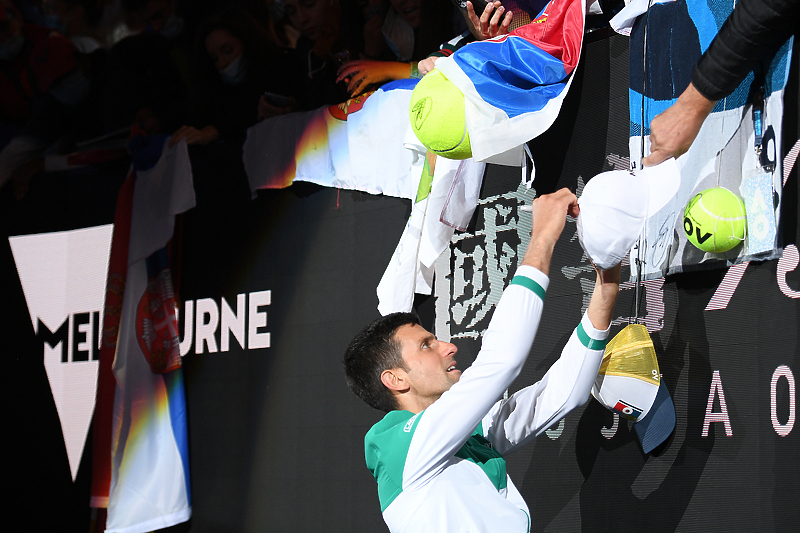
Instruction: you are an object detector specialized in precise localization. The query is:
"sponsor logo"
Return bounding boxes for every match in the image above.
[9,225,113,481]
[683,216,713,245]
[9,226,274,481]
[178,290,272,354]
[613,400,643,421]
[404,413,420,433]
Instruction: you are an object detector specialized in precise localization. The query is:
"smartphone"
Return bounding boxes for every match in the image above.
[330,48,351,66]
[453,0,490,12]
[263,92,294,108]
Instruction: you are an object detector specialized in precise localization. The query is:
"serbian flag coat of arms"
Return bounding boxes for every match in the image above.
[434,0,586,164]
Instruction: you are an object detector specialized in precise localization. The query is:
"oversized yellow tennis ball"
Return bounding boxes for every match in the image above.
[683,187,747,253]
[409,70,472,160]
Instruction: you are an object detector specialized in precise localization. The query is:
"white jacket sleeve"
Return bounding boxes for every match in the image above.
[480,312,609,455]
[402,265,549,490]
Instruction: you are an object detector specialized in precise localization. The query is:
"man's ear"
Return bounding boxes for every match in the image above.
[381,368,408,393]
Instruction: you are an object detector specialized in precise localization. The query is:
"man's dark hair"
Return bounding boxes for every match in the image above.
[343,312,420,412]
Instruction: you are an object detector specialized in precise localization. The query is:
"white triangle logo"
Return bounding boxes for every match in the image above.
[9,225,113,481]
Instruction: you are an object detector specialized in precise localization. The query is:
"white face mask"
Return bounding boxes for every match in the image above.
[219,54,247,85]
[0,34,25,60]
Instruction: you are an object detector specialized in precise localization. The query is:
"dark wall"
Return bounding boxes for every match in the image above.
[4,32,800,532]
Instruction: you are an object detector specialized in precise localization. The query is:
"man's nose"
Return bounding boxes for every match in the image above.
[440,341,457,356]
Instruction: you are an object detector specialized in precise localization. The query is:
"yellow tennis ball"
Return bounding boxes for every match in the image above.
[683,187,747,253]
[409,70,472,160]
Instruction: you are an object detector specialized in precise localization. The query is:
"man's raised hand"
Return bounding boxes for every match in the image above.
[522,188,579,274]
[466,1,512,40]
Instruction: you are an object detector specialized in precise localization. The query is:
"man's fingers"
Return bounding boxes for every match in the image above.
[530,188,577,219]
[480,1,497,32]
[642,149,668,167]
[540,189,578,215]
[548,187,577,203]
[336,65,358,82]
[418,57,437,75]
[529,189,577,244]
[489,5,505,29]
[348,76,363,94]
[500,10,512,33]
[481,1,495,18]
[466,1,480,26]
[567,201,580,219]
[338,59,360,71]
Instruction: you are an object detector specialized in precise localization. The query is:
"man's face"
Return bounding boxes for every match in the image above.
[393,323,460,407]
[283,0,330,41]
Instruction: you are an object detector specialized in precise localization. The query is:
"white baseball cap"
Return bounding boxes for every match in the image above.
[591,324,676,454]
[577,158,680,270]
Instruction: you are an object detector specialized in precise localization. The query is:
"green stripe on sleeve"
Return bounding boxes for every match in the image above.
[577,322,607,351]
[509,275,546,300]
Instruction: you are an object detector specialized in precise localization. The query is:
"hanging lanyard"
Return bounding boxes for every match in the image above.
[751,72,776,172]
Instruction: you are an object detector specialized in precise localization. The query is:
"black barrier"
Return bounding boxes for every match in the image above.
[2,159,129,532]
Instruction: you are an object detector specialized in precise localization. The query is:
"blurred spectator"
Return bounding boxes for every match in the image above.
[242,0,293,49]
[381,0,461,62]
[123,0,182,37]
[170,6,299,147]
[0,0,66,129]
[45,0,109,52]
[283,0,367,108]
[100,0,191,135]
[355,0,388,60]
[337,0,510,96]
[0,28,110,197]
[8,0,50,25]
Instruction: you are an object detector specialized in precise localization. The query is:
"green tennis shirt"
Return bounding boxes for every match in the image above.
[363,266,609,533]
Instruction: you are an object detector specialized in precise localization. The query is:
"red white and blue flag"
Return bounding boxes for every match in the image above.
[435,0,586,163]
[91,136,195,533]
[243,80,424,199]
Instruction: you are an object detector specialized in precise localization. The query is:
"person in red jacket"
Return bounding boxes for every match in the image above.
[0,1,79,130]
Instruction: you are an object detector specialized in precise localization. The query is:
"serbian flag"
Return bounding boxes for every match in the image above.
[243,79,424,200]
[91,135,195,533]
[434,0,586,164]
